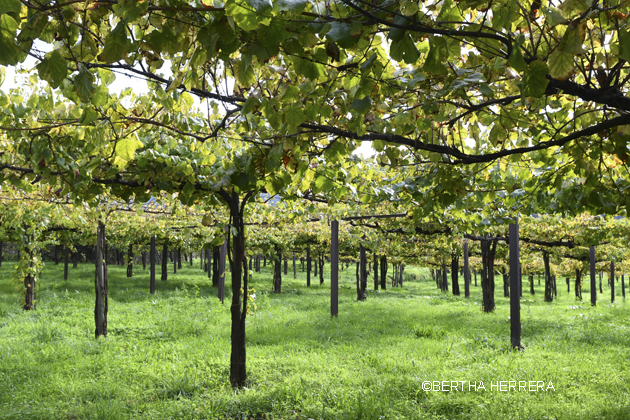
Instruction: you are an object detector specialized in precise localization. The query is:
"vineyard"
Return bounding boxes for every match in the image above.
[1,0,630,418]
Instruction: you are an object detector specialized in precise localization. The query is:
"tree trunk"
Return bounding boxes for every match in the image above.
[142,251,147,270]
[218,190,250,388]
[0,241,2,267]
[480,239,498,312]
[380,255,387,290]
[451,255,460,295]
[399,264,404,287]
[72,251,78,268]
[474,269,477,287]
[293,252,296,279]
[529,274,535,295]
[94,222,108,338]
[543,251,553,302]
[177,248,182,269]
[314,253,318,277]
[126,244,133,278]
[23,242,35,310]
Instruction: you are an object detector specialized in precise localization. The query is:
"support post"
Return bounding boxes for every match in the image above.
[611,261,615,304]
[331,221,339,317]
[306,246,311,287]
[509,221,521,349]
[590,246,596,306]
[95,222,108,338]
[150,236,156,294]
[464,242,470,298]
[64,246,69,280]
[218,236,227,303]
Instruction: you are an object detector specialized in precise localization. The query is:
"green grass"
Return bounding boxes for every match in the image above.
[1,259,629,419]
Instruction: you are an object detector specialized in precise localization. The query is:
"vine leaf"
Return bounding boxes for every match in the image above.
[36,50,68,88]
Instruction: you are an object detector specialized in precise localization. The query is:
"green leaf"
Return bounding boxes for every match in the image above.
[0,14,20,65]
[292,56,324,80]
[79,107,99,125]
[391,34,420,64]
[74,65,95,102]
[400,0,419,16]
[489,125,507,146]
[349,97,372,115]
[558,24,585,55]
[315,175,334,193]
[542,6,568,27]
[113,0,149,23]
[226,1,260,31]
[99,22,132,63]
[619,29,630,62]
[36,50,68,89]
[274,0,307,13]
[360,53,377,73]
[547,51,574,81]
[91,85,109,107]
[521,60,549,98]
[327,22,357,48]
[508,45,527,72]
[246,0,272,13]
[285,105,306,130]
[265,144,283,173]
[0,0,21,15]
[233,57,256,87]
[422,37,448,74]
[115,137,144,161]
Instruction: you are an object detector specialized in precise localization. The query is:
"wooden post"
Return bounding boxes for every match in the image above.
[95,222,108,338]
[218,236,227,303]
[331,221,339,317]
[464,242,470,298]
[306,246,311,287]
[63,246,69,280]
[611,261,615,304]
[373,253,379,290]
[150,236,156,294]
[590,246,596,306]
[509,221,521,349]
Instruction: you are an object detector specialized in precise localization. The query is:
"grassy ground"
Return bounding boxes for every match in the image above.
[0,258,629,420]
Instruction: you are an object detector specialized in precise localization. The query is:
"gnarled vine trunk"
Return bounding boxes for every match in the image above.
[451,255,460,296]
[480,239,498,312]
[127,244,133,277]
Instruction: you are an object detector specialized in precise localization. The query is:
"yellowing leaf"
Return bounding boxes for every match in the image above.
[115,137,144,162]
[548,51,574,81]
